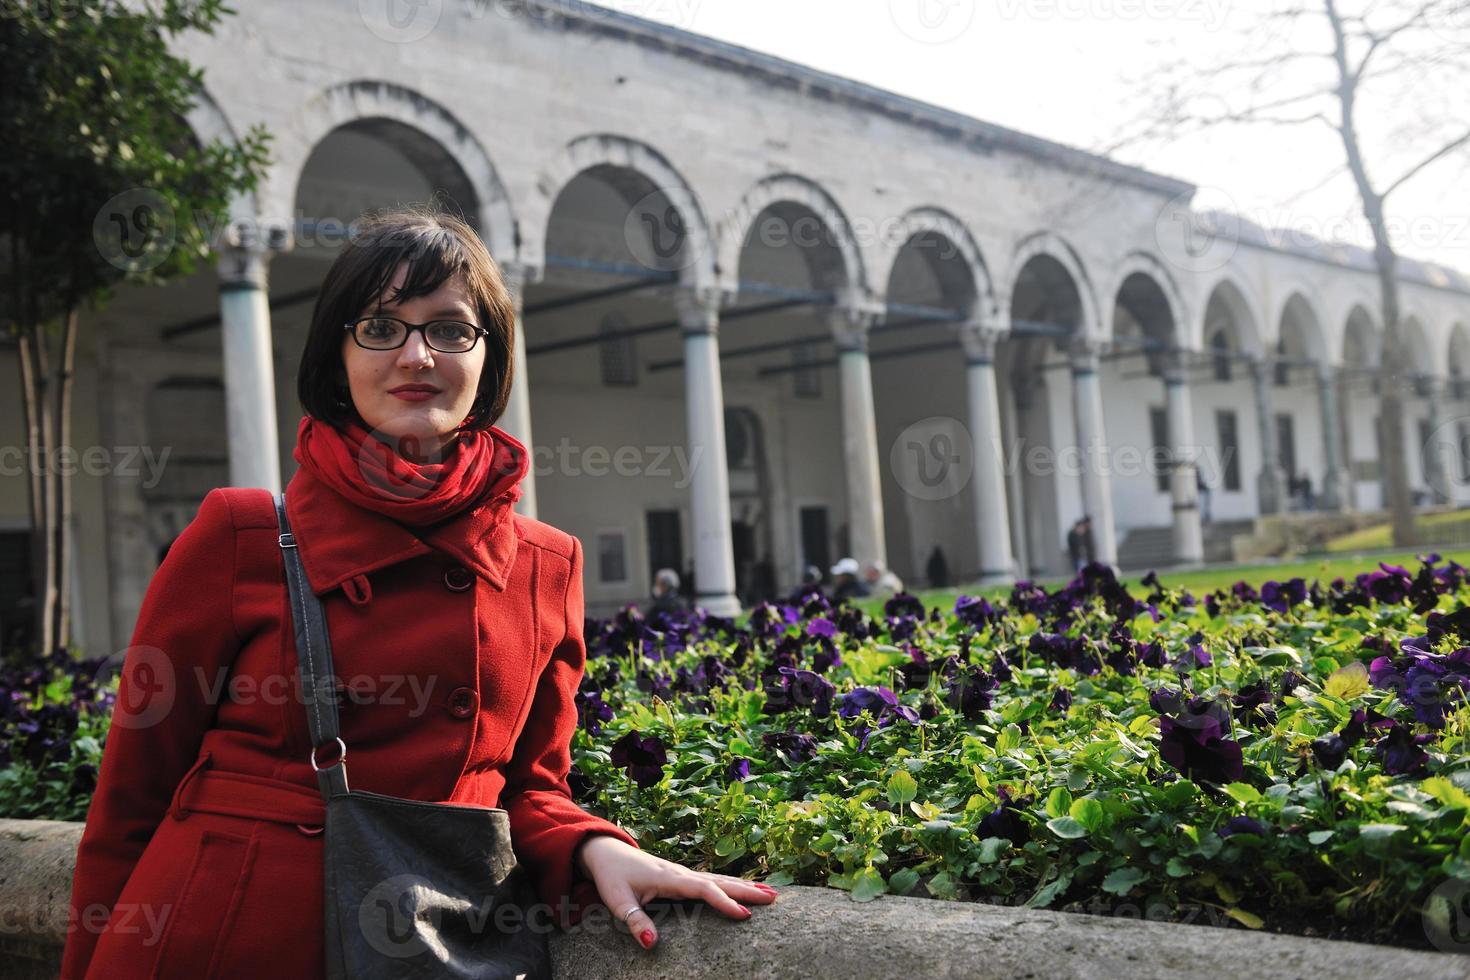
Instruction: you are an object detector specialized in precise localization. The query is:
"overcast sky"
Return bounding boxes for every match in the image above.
[583,0,1470,273]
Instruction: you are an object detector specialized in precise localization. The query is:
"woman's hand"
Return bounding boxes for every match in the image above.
[574,834,778,949]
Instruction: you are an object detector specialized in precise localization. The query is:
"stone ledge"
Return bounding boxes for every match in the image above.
[4,819,1467,980]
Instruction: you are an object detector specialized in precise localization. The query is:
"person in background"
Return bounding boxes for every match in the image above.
[828,557,870,601]
[863,559,904,601]
[1196,469,1212,525]
[643,567,687,616]
[924,545,950,589]
[1066,518,1086,572]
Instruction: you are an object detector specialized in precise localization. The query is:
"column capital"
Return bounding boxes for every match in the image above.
[1160,349,1191,386]
[822,303,881,353]
[672,284,731,335]
[1067,336,1104,374]
[958,321,1004,364]
[215,217,290,291]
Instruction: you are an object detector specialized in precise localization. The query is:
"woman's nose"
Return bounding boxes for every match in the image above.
[397,330,434,366]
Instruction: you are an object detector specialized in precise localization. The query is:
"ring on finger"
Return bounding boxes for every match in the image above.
[619,903,642,923]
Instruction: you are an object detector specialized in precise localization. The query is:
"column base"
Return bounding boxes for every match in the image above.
[694,593,743,618]
[976,570,1015,589]
[1320,469,1349,512]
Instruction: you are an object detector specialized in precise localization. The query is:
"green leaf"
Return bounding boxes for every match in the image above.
[888,867,921,895]
[1225,908,1264,929]
[1047,816,1088,839]
[1422,776,1470,811]
[1046,786,1074,819]
[1101,867,1145,896]
[1307,830,1336,845]
[887,769,918,806]
[850,867,887,902]
[1358,823,1408,839]
[1070,797,1106,833]
[976,836,1010,864]
[1223,782,1261,806]
[1165,857,1191,878]
[926,869,961,900]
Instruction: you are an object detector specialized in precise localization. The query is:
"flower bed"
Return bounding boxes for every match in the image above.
[5,557,1469,950]
[571,558,1470,950]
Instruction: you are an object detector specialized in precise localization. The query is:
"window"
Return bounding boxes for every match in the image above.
[1276,413,1297,480]
[1460,420,1470,483]
[793,341,821,398]
[1215,410,1241,491]
[799,506,830,575]
[595,529,629,584]
[598,312,637,386]
[1148,406,1170,493]
[1418,418,1434,485]
[1273,341,1290,386]
[1210,331,1231,382]
[645,510,682,581]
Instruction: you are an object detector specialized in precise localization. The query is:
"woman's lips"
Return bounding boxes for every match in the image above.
[390,389,438,402]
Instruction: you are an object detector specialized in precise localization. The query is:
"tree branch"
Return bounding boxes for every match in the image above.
[1382,129,1470,199]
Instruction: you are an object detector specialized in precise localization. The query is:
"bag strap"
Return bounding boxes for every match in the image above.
[274,491,350,800]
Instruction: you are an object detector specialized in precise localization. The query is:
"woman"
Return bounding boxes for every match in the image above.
[60,206,777,979]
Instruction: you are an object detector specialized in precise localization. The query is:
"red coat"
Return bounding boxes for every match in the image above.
[60,439,639,979]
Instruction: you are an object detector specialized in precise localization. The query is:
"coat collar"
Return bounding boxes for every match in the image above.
[283,426,527,597]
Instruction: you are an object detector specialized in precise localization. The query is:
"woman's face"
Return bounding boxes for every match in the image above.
[341,261,486,463]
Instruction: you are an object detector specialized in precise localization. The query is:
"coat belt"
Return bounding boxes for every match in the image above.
[169,755,326,827]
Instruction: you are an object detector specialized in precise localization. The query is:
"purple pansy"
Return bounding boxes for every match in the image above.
[609,730,668,788]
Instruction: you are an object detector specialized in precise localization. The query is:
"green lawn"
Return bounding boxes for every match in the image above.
[1326,509,1470,552]
[837,547,1470,620]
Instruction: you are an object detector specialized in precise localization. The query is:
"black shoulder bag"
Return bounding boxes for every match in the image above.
[275,491,554,980]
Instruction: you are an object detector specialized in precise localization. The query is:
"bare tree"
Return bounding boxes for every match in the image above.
[1113,0,1470,547]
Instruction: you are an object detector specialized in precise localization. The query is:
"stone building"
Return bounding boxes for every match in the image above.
[3,0,1469,656]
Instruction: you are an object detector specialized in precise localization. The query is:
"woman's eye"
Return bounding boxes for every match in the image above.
[429,322,474,342]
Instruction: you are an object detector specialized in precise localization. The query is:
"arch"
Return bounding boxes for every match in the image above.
[876,206,995,321]
[1448,323,1470,398]
[1274,289,1330,364]
[527,133,717,288]
[1401,314,1437,377]
[1198,275,1266,359]
[266,80,517,261]
[1106,252,1189,349]
[716,173,869,300]
[1003,231,1101,341]
[184,86,257,227]
[1340,304,1381,368]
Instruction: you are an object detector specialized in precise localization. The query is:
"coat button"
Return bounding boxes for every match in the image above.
[444,565,474,592]
[446,686,479,719]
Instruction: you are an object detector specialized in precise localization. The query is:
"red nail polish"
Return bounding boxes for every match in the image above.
[639,929,655,949]
[755,883,777,894]
[739,904,751,916]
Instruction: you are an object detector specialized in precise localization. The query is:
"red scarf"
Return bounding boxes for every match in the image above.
[292,414,528,528]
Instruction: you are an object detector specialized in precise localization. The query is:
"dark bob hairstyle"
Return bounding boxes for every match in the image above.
[297,204,516,433]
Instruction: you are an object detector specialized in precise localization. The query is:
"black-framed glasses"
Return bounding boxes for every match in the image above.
[344,316,487,354]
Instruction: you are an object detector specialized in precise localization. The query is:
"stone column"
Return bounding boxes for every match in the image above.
[1316,364,1348,511]
[499,263,538,519]
[675,286,741,617]
[1249,358,1286,514]
[959,322,1015,585]
[1069,338,1117,567]
[1000,375,1031,577]
[1162,354,1204,564]
[1335,370,1355,511]
[824,304,887,576]
[217,226,282,491]
[1422,377,1449,505]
